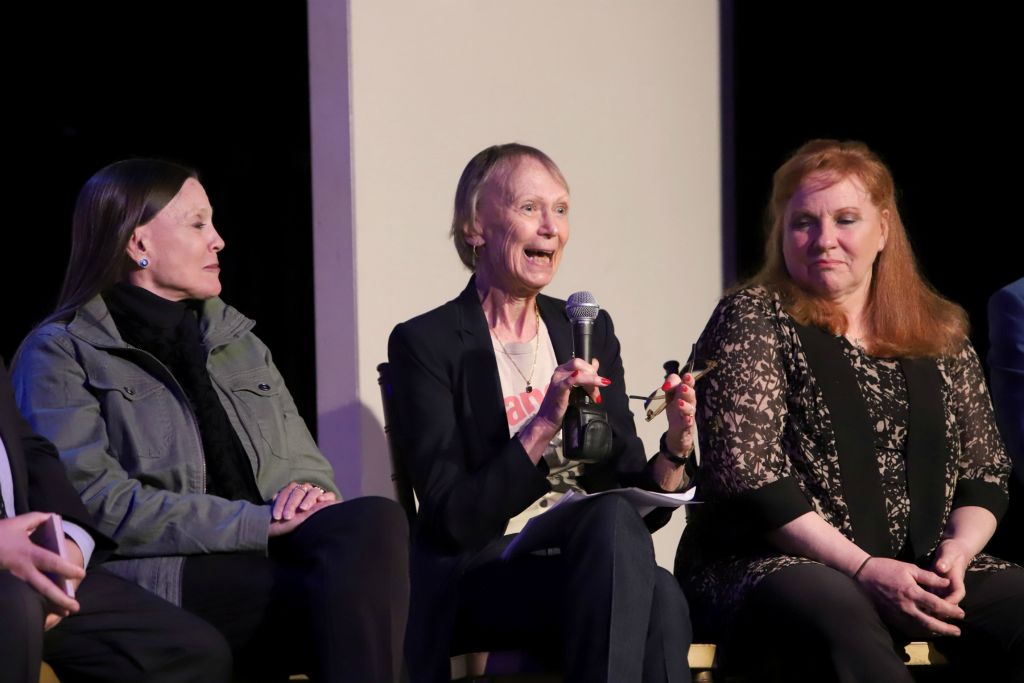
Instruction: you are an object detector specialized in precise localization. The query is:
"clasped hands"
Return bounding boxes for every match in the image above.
[854,538,972,638]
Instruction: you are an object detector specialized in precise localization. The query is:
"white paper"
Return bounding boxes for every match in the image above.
[501,486,698,560]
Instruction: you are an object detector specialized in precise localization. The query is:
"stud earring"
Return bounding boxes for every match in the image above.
[138,258,149,268]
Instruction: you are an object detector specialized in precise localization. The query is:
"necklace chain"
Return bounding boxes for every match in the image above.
[491,307,541,393]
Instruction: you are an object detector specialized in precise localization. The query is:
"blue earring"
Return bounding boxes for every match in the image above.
[138,258,149,269]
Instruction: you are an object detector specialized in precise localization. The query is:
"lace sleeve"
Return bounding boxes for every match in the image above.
[948,341,1011,515]
[696,291,795,499]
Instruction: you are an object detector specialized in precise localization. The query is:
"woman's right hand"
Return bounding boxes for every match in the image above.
[854,556,965,637]
[517,357,610,464]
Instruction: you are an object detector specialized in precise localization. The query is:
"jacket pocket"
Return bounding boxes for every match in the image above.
[86,366,175,461]
[224,367,289,459]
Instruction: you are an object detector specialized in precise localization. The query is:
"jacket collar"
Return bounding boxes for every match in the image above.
[67,293,254,352]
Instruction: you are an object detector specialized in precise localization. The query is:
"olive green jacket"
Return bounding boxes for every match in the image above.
[12,294,338,604]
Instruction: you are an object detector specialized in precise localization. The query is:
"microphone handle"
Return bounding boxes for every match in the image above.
[573,318,594,362]
[572,318,595,405]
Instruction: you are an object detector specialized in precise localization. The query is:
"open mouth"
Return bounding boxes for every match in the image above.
[524,248,554,264]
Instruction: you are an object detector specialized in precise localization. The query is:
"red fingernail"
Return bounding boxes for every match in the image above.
[684,374,693,382]
[571,370,579,377]
[601,378,612,386]
[661,380,672,391]
[678,399,686,407]
[680,385,688,392]
[595,394,603,404]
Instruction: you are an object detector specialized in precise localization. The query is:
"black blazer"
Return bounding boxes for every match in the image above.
[388,278,668,681]
[1,357,112,563]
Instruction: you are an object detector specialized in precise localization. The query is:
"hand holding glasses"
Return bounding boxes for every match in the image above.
[641,349,718,422]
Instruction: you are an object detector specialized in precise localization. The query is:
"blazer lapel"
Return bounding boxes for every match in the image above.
[454,279,510,462]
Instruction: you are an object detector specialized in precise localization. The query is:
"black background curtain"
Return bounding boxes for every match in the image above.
[4,2,1019,440]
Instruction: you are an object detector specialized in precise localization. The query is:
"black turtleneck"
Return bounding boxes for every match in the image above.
[103,283,263,504]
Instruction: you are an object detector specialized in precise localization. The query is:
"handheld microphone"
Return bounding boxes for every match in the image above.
[563,291,613,463]
[566,291,599,368]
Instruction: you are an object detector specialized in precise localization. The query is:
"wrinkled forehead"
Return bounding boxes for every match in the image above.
[487,155,568,199]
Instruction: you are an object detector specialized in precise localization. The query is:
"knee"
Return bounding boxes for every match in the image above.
[339,496,410,555]
[654,569,689,616]
[183,620,232,666]
[172,619,232,679]
[572,495,652,549]
[304,497,410,576]
[0,572,45,634]
[347,495,409,533]
[755,565,889,646]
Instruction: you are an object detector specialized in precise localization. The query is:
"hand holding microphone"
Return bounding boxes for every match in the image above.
[562,291,613,463]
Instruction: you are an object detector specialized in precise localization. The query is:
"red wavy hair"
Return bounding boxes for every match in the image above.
[751,139,967,358]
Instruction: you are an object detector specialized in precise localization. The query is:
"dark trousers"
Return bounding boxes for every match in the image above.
[180,496,409,683]
[723,562,1024,683]
[0,567,231,683]
[450,495,692,683]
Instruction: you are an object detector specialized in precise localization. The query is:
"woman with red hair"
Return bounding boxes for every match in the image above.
[676,140,1024,681]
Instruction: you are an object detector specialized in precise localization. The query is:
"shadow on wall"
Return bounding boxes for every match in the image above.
[318,400,396,501]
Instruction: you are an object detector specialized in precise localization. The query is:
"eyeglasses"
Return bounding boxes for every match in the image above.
[635,348,718,422]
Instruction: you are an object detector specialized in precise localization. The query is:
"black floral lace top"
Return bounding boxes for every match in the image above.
[675,287,1014,637]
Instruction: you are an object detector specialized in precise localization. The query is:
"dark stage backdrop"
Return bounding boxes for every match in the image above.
[6,4,1020,441]
[726,2,1020,367]
[6,5,318,433]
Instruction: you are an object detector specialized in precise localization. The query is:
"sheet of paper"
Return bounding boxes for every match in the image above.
[501,486,698,560]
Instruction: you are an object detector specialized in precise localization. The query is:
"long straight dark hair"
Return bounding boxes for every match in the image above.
[49,159,197,323]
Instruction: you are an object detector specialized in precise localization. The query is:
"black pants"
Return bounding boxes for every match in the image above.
[723,562,1024,683]
[450,495,692,683]
[0,567,230,683]
[181,496,409,683]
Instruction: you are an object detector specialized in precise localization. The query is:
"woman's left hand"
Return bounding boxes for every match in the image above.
[271,481,337,521]
[660,372,697,457]
[930,538,971,605]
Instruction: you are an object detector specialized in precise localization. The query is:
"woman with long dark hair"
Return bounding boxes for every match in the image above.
[14,159,409,683]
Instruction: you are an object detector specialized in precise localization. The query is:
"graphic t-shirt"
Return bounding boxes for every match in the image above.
[491,322,584,534]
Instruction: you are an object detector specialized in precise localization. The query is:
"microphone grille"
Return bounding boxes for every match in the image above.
[566,291,600,322]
